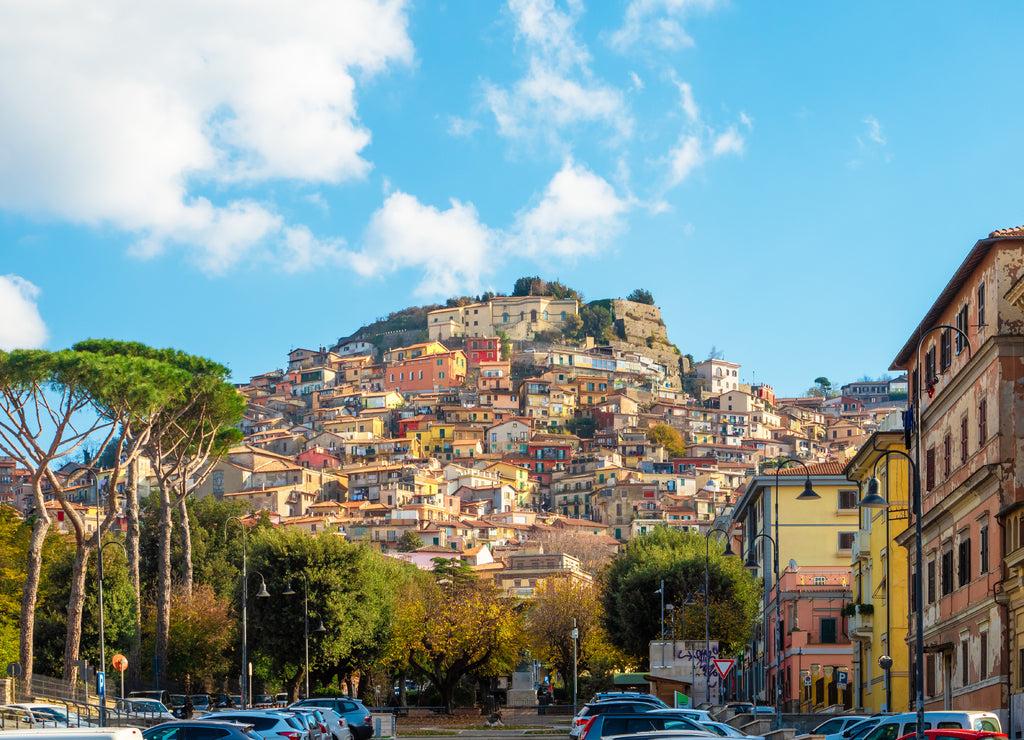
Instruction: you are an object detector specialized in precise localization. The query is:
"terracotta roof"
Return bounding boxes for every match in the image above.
[771,461,847,476]
[990,225,1024,238]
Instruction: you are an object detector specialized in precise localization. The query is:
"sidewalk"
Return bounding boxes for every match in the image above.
[393,706,570,738]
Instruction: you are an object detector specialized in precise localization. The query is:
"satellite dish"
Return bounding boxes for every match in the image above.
[789,559,798,571]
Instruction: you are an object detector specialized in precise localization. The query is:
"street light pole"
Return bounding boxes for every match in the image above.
[859,324,970,740]
[226,517,269,710]
[745,532,782,726]
[656,580,665,668]
[284,572,325,700]
[704,524,736,705]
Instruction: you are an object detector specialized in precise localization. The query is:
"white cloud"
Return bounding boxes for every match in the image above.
[849,115,891,168]
[485,0,632,146]
[610,0,721,52]
[447,116,482,138]
[0,275,48,350]
[351,192,496,297]
[629,71,645,91]
[864,115,887,145]
[512,159,628,259]
[712,127,745,156]
[662,80,746,188]
[0,0,413,273]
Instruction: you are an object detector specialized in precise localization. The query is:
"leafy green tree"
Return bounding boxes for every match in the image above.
[561,313,584,342]
[600,528,759,665]
[529,580,606,685]
[627,289,654,305]
[396,531,423,552]
[579,304,613,342]
[646,423,686,458]
[0,347,189,684]
[142,584,233,689]
[512,276,545,296]
[566,415,597,439]
[496,330,511,360]
[247,529,396,700]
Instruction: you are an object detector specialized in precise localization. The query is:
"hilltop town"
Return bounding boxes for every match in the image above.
[0,281,907,594]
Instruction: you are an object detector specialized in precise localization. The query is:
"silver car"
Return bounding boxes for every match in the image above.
[200,710,310,740]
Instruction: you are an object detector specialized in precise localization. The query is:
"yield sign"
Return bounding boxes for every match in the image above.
[713,659,736,678]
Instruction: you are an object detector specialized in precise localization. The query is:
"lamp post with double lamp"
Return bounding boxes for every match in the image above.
[225,516,270,709]
[283,572,326,700]
[861,323,970,740]
[97,539,126,727]
[703,524,736,704]
[744,533,778,719]
[655,580,667,668]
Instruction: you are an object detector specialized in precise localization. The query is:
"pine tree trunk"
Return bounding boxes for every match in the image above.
[178,495,193,596]
[63,543,93,682]
[20,507,50,690]
[154,489,174,686]
[125,462,143,683]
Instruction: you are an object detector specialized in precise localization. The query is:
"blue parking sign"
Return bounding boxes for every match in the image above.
[97,670,106,698]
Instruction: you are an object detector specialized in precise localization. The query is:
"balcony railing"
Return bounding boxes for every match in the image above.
[851,530,869,562]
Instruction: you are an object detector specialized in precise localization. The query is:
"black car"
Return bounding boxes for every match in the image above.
[144,720,260,740]
[291,699,372,740]
[571,702,664,739]
[579,712,710,740]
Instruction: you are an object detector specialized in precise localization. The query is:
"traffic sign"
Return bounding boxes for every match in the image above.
[112,654,128,672]
[6,662,20,678]
[803,674,812,686]
[836,669,849,689]
[96,670,106,698]
[713,659,736,678]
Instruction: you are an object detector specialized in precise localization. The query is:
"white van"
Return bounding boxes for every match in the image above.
[0,729,143,740]
[862,711,1001,740]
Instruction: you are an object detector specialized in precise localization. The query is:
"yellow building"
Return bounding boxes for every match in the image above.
[730,460,857,709]
[844,427,911,712]
[322,415,385,437]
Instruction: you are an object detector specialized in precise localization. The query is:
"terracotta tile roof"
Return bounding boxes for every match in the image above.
[772,461,847,476]
[990,225,1024,238]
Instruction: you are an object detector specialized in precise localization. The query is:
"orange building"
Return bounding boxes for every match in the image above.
[384,349,467,393]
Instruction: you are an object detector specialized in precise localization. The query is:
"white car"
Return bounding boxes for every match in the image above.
[701,720,766,740]
[2,703,96,728]
[114,698,176,721]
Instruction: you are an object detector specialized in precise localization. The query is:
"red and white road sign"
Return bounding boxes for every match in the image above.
[713,659,736,678]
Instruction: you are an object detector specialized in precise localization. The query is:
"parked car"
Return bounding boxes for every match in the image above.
[591,693,668,707]
[825,718,885,740]
[114,699,176,721]
[2,703,96,728]
[753,706,776,715]
[130,691,172,707]
[289,707,350,740]
[167,696,186,717]
[802,717,873,738]
[701,720,766,740]
[290,699,372,740]
[200,710,310,740]
[577,710,709,740]
[281,708,326,740]
[571,701,664,739]
[0,705,58,729]
[897,731,1006,740]
[724,703,753,715]
[144,720,261,740]
[864,712,1002,740]
[190,696,213,714]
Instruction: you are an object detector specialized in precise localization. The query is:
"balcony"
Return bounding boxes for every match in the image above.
[849,608,873,640]
[851,530,870,562]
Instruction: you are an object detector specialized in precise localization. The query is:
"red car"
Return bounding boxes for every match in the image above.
[897,731,1006,740]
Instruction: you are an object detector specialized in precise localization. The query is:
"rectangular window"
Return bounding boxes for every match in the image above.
[927,559,936,603]
[940,328,951,370]
[941,549,954,596]
[926,447,935,490]
[979,398,988,444]
[978,281,986,326]
[820,617,838,644]
[958,537,972,587]
[925,346,936,386]
[981,632,988,680]
[961,416,969,464]
[943,434,951,477]
[980,526,989,573]
[956,305,968,354]
[926,654,936,697]
[962,639,969,686]
[838,489,858,509]
[838,532,855,550]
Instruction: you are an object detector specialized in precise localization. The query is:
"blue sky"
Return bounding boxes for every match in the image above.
[3,0,1024,397]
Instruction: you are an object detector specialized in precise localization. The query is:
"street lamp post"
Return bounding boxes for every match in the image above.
[860,323,971,740]
[704,524,736,705]
[97,539,126,727]
[226,517,270,709]
[745,532,782,725]
[283,572,326,700]
[656,580,666,668]
[765,456,819,719]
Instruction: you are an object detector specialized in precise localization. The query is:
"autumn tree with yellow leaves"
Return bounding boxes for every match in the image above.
[398,558,526,713]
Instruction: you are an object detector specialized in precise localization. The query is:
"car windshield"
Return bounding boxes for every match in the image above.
[847,722,880,739]
[30,707,69,721]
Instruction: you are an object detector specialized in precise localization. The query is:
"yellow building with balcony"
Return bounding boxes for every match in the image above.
[843,427,911,713]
